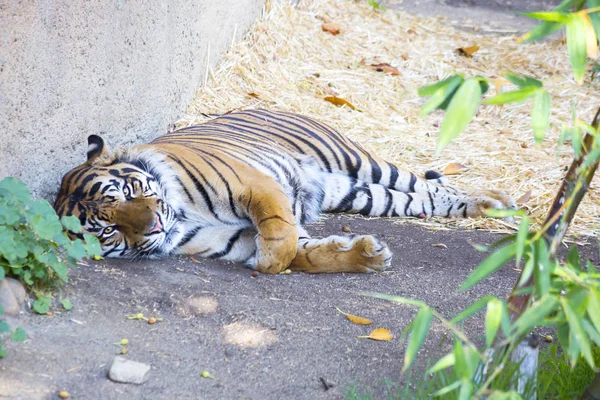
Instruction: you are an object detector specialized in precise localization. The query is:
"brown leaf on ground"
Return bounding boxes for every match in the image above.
[401,54,409,60]
[368,63,400,75]
[516,190,532,205]
[406,28,417,35]
[247,92,260,98]
[324,96,356,110]
[456,45,479,57]
[443,163,469,175]
[336,307,372,325]
[357,328,393,341]
[322,23,341,35]
[499,129,512,135]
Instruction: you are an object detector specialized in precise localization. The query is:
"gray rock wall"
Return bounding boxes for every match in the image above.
[0,0,264,199]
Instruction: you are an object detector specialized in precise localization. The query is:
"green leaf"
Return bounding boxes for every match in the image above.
[589,0,600,37]
[567,14,588,84]
[10,327,26,342]
[532,89,551,144]
[460,243,517,291]
[562,297,595,367]
[533,239,552,296]
[580,147,600,171]
[504,72,543,88]
[419,75,464,116]
[483,86,538,105]
[67,239,87,260]
[437,78,483,153]
[458,380,474,400]
[433,380,462,397]
[484,208,526,218]
[0,348,6,358]
[513,295,559,338]
[0,177,31,203]
[451,296,494,324]
[61,298,73,311]
[453,340,469,379]
[515,217,530,267]
[0,320,9,333]
[61,216,83,234]
[83,234,102,257]
[522,11,570,23]
[582,319,600,346]
[402,306,433,372]
[587,290,600,334]
[521,21,565,43]
[572,126,583,157]
[485,299,503,347]
[362,292,426,307]
[0,267,4,281]
[33,296,51,315]
[567,245,581,271]
[418,75,463,97]
[427,353,455,374]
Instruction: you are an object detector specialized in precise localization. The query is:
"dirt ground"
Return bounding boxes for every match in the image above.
[2,0,588,399]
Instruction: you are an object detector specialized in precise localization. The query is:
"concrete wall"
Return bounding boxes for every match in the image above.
[0,0,264,199]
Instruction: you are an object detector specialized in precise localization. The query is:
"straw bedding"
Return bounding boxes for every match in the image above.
[177,0,600,241]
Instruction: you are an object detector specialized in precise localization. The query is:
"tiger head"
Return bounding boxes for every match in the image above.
[54,135,179,258]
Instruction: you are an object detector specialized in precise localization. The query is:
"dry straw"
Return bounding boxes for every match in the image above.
[177,0,600,241]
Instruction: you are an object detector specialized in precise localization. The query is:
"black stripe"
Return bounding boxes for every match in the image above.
[176,225,204,248]
[404,194,413,216]
[408,173,417,193]
[209,229,244,259]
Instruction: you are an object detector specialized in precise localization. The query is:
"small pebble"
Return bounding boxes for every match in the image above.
[108,356,151,385]
[252,271,258,278]
[58,391,70,399]
[147,317,156,325]
[342,225,351,233]
[544,335,553,343]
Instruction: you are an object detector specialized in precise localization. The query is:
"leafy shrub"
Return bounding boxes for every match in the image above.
[0,176,101,357]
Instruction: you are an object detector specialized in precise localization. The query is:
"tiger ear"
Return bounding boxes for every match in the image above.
[87,135,107,163]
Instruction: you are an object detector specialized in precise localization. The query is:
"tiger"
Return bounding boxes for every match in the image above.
[54,109,515,274]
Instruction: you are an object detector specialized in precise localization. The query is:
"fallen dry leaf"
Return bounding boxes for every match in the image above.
[516,190,532,205]
[401,54,409,60]
[499,129,512,135]
[322,22,341,35]
[406,28,417,35]
[247,92,260,98]
[357,328,393,341]
[443,163,469,175]
[368,63,400,75]
[494,78,507,96]
[456,45,479,57]
[432,243,448,249]
[336,307,372,325]
[324,96,356,110]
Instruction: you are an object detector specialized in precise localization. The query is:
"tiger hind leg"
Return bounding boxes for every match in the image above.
[288,228,391,273]
[321,173,515,218]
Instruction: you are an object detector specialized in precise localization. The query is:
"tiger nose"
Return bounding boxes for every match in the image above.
[147,213,163,234]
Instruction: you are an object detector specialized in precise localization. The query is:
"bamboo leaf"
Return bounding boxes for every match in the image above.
[562,297,595,368]
[460,243,517,291]
[522,11,570,23]
[483,86,538,105]
[402,306,433,372]
[587,290,600,334]
[485,299,503,347]
[515,216,530,267]
[513,295,559,338]
[433,380,462,397]
[519,21,564,43]
[419,75,464,116]
[362,292,426,308]
[427,353,455,374]
[589,0,600,38]
[504,72,543,88]
[582,12,599,59]
[532,89,551,144]
[437,78,483,153]
[566,14,588,84]
[534,239,552,296]
[418,75,463,97]
[451,296,494,324]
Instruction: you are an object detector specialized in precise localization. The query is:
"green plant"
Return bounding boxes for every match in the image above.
[0,177,101,357]
[346,345,600,399]
[367,0,385,12]
[366,0,600,398]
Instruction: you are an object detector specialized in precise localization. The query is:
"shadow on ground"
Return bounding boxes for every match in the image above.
[2,215,596,399]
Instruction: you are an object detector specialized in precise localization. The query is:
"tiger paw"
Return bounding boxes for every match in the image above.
[349,235,393,273]
[467,190,517,219]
